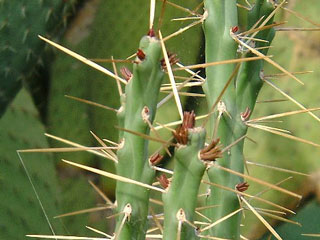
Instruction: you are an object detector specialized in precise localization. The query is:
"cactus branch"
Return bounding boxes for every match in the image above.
[115,33,165,239]
[162,112,209,239]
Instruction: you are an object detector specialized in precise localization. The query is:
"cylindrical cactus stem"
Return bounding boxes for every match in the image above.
[236,0,276,112]
[162,112,221,240]
[203,1,277,239]
[202,1,240,239]
[231,0,276,187]
[202,0,238,137]
[115,34,165,240]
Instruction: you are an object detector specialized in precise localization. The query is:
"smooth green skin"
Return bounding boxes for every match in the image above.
[163,128,206,240]
[202,0,275,238]
[115,36,164,240]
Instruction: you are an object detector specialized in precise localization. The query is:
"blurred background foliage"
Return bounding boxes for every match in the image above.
[0,0,319,239]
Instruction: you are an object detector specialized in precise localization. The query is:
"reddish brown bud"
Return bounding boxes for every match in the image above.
[137,49,146,61]
[200,138,222,161]
[120,67,132,82]
[240,107,251,121]
[173,111,196,145]
[149,153,164,166]
[148,28,155,37]
[236,182,249,192]
[157,174,169,189]
[232,26,239,33]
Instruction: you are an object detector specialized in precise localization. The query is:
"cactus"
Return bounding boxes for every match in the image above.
[0,88,98,237]
[114,33,166,239]
[0,89,64,238]
[0,0,80,117]
[242,0,320,236]
[162,111,221,239]
[16,0,320,240]
[47,0,202,199]
[202,1,276,238]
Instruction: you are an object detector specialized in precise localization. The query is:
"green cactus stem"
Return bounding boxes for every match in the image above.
[162,111,222,239]
[115,33,165,240]
[202,0,276,239]
[202,1,240,239]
